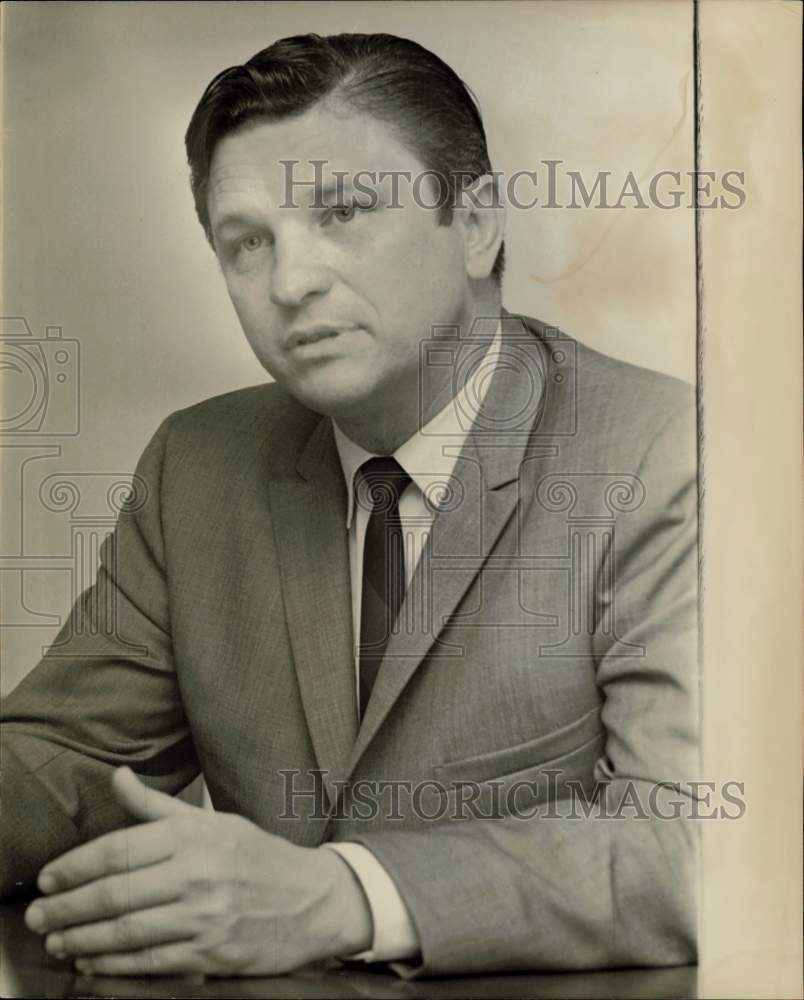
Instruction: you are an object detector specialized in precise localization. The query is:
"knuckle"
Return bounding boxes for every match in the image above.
[173,857,200,896]
[114,913,146,950]
[195,907,230,935]
[195,887,234,925]
[206,940,249,971]
[97,880,120,914]
[102,836,129,872]
[183,856,217,892]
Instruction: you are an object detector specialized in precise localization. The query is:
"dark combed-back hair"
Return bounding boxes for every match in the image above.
[185,32,504,281]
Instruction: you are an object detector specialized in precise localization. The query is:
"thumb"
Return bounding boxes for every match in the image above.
[111,766,197,822]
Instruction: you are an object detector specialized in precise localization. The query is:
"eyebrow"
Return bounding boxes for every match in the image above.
[211,212,262,239]
[316,178,360,201]
[211,178,366,237]
[283,177,364,209]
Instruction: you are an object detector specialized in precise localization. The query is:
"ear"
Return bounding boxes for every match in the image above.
[455,174,506,281]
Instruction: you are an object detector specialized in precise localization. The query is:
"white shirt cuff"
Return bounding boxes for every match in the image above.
[323,842,420,962]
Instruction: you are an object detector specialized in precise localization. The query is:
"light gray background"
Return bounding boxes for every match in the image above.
[2,0,695,690]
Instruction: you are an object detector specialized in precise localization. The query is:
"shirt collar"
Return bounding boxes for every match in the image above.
[334,322,504,528]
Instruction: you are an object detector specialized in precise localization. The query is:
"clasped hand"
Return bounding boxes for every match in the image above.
[24,767,372,976]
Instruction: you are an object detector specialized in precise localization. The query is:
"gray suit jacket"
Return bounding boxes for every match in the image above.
[1,314,699,975]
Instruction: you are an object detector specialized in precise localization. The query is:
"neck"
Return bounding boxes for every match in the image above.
[334,288,502,454]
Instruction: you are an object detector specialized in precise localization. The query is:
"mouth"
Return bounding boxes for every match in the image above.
[286,325,360,351]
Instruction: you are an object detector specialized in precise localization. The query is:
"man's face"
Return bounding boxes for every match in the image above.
[206,103,472,421]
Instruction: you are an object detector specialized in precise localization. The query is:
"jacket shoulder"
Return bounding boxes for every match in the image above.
[141,381,320,480]
[170,381,313,434]
[516,313,695,454]
[576,339,694,415]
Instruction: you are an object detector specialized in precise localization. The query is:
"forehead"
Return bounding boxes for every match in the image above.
[206,103,426,213]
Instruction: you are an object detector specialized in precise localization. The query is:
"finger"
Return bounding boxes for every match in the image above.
[111,767,197,823]
[45,901,195,958]
[36,819,177,896]
[27,860,180,934]
[75,941,207,977]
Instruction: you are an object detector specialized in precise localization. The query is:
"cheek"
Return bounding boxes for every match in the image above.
[226,279,271,336]
[369,227,463,308]
[414,222,465,291]
[406,242,467,319]
[225,283,287,370]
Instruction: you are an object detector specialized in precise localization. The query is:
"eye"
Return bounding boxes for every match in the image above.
[239,234,264,252]
[332,204,357,223]
[322,199,371,227]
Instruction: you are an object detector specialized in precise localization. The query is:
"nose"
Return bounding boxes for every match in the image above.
[269,228,332,309]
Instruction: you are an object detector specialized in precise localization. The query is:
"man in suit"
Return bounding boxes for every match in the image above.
[0,33,699,977]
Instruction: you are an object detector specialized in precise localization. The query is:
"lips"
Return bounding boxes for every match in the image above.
[286,325,360,350]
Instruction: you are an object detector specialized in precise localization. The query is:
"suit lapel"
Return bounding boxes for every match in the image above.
[346,315,550,777]
[267,417,358,803]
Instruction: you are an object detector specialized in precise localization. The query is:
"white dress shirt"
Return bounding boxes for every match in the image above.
[324,325,503,963]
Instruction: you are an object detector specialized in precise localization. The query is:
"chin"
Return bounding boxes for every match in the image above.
[285,368,382,419]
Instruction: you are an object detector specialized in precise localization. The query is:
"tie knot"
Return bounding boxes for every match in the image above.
[357,456,411,514]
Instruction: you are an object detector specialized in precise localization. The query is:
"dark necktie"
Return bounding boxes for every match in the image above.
[358,456,411,717]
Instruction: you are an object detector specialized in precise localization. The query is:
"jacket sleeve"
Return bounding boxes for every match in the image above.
[349,401,700,976]
[0,416,200,898]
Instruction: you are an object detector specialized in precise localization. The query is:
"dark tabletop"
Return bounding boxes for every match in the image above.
[0,903,697,999]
